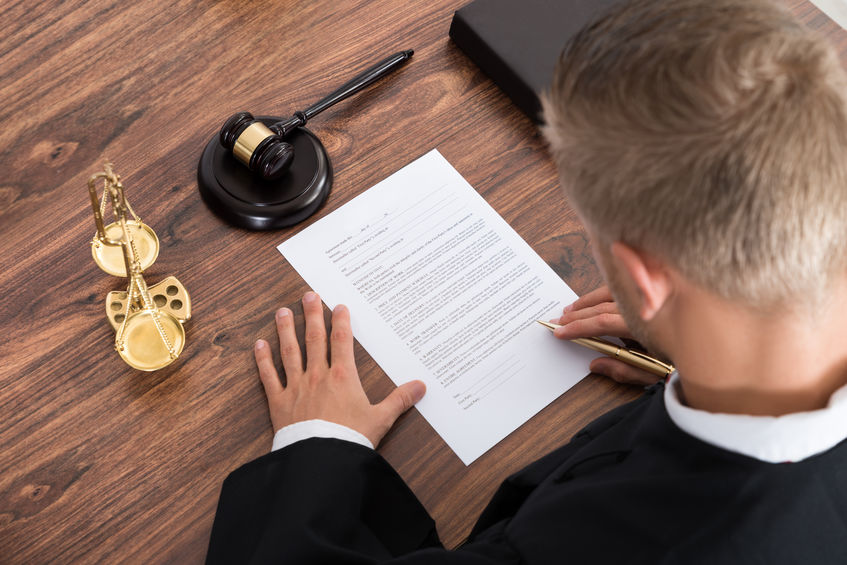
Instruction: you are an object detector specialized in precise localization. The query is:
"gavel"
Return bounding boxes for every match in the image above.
[219,49,413,180]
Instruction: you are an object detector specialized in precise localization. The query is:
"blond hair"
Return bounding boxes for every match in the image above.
[542,0,847,309]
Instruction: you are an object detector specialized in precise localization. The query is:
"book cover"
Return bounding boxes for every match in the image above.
[449,0,620,122]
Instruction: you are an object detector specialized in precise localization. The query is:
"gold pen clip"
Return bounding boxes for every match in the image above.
[628,349,675,376]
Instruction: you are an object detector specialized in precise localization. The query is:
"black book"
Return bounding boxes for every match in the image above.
[449,0,620,122]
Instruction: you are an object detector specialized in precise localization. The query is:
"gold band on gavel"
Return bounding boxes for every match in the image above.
[233,122,274,165]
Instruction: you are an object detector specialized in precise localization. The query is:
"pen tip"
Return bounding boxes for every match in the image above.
[536,320,558,331]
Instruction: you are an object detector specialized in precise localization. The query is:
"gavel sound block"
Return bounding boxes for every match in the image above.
[197,117,332,230]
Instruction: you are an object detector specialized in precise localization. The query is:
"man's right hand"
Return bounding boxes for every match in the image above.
[552,286,663,386]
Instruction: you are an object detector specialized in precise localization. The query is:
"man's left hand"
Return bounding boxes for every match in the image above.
[253,291,427,448]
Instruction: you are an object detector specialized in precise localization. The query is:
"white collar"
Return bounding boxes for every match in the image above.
[663,372,847,463]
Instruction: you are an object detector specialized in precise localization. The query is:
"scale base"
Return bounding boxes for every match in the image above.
[197,118,332,230]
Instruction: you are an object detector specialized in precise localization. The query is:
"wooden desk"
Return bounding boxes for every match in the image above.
[1,1,844,562]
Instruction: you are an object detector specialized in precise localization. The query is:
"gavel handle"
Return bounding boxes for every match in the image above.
[271,49,413,136]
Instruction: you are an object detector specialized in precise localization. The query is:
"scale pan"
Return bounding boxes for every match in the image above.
[92,221,159,276]
[117,309,185,371]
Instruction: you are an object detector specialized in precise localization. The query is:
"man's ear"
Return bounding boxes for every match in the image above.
[610,242,672,321]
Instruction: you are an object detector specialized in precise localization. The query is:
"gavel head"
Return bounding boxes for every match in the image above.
[219,112,294,180]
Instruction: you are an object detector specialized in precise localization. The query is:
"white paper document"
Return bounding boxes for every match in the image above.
[278,149,599,464]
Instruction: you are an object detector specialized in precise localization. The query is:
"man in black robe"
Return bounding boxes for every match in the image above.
[207,0,847,562]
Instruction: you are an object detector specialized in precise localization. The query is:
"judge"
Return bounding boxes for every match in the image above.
[206,0,847,562]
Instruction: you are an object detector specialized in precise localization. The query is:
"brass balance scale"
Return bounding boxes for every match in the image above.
[88,164,191,371]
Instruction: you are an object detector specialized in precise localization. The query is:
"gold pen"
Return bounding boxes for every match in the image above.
[536,320,675,378]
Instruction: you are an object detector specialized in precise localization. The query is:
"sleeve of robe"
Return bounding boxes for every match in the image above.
[206,391,654,565]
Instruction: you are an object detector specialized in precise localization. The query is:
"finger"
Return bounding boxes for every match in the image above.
[330,304,355,371]
[589,357,661,386]
[553,312,633,339]
[376,380,426,429]
[302,292,328,370]
[254,340,284,397]
[563,285,613,313]
[275,307,304,381]
[557,301,619,326]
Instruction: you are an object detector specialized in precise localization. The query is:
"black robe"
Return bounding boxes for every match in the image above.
[206,384,847,564]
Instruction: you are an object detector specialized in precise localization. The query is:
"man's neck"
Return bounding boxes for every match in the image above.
[660,281,847,416]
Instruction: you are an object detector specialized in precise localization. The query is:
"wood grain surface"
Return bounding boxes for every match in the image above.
[1,0,844,562]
